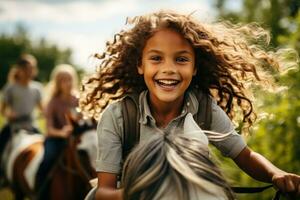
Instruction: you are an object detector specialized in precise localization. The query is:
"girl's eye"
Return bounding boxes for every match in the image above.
[149,56,162,62]
[176,56,189,63]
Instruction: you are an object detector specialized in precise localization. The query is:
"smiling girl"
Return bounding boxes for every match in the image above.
[80,11,300,200]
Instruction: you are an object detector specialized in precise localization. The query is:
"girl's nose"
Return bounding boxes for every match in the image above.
[161,59,177,74]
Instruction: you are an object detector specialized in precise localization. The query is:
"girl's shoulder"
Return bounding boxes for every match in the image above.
[98,100,125,135]
[2,83,14,93]
[101,99,124,120]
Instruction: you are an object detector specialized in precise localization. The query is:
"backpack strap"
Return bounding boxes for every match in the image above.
[193,89,212,130]
[121,93,140,160]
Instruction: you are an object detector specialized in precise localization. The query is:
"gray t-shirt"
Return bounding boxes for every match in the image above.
[96,90,246,173]
[2,81,43,130]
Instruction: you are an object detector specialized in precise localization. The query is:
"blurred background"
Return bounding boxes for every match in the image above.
[0,0,299,199]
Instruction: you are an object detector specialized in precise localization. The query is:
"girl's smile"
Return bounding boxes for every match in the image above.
[154,78,181,91]
[138,28,196,106]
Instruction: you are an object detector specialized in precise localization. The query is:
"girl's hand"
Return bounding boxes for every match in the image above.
[272,172,300,197]
[59,125,73,138]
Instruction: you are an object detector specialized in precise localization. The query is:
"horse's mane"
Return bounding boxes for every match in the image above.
[121,133,235,200]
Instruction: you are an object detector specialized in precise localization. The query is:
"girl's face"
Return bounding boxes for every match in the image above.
[57,72,73,95]
[17,65,34,81]
[138,28,196,105]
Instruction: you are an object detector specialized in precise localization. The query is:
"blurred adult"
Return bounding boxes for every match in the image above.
[0,54,43,160]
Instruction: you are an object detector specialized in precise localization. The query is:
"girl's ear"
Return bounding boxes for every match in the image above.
[137,65,144,75]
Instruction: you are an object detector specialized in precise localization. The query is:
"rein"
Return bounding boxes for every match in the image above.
[232,185,282,200]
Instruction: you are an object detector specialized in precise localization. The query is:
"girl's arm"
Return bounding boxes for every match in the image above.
[94,101,124,199]
[95,172,123,200]
[1,86,16,120]
[47,125,73,137]
[234,146,300,195]
[0,102,17,121]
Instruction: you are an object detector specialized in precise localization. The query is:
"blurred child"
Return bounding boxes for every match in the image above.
[43,64,79,137]
[35,64,79,194]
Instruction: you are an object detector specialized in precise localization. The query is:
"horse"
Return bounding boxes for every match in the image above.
[121,113,235,200]
[0,117,98,200]
[84,113,235,200]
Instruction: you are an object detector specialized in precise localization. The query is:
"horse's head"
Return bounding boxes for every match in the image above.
[121,133,235,200]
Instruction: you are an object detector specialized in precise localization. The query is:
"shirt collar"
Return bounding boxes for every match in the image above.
[139,90,199,125]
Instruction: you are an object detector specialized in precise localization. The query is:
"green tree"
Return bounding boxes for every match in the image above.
[0,24,74,88]
[215,0,300,46]
[0,25,29,88]
[213,1,300,199]
[29,38,73,83]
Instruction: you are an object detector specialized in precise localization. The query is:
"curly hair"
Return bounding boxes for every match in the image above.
[79,10,297,133]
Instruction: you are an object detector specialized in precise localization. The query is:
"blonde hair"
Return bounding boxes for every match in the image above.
[122,133,235,200]
[44,64,79,106]
[80,10,298,132]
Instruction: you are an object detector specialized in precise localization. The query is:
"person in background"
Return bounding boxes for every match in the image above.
[35,64,79,195]
[0,54,43,160]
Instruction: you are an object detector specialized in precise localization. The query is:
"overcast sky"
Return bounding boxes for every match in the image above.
[0,0,241,72]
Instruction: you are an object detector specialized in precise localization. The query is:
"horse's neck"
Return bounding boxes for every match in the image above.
[60,137,91,184]
[51,139,92,200]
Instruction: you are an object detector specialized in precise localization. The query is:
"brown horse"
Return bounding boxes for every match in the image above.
[1,119,97,200]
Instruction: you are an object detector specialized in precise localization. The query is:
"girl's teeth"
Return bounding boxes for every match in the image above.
[157,80,179,85]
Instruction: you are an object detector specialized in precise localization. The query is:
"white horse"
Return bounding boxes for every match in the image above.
[0,120,98,200]
[85,114,235,200]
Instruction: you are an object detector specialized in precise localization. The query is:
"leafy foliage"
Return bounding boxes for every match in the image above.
[214,1,300,199]
[0,24,73,88]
